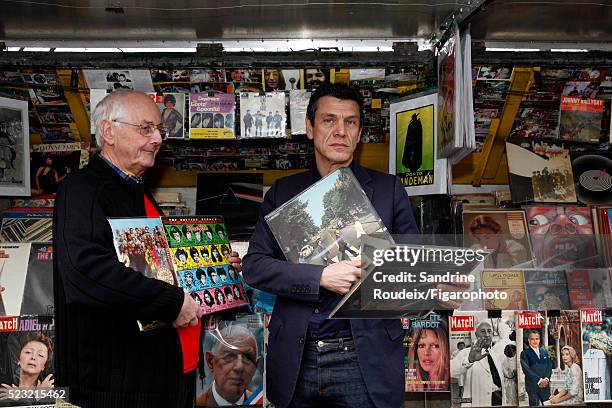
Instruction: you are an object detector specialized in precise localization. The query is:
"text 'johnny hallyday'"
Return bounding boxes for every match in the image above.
[368,246,507,302]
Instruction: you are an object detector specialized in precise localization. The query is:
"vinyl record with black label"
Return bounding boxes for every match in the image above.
[573,154,612,204]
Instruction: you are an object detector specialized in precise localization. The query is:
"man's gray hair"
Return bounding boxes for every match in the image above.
[210,325,258,355]
[92,89,140,147]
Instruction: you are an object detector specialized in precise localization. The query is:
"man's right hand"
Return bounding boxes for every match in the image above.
[172,292,200,329]
[468,338,490,363]
[320,260,361,295]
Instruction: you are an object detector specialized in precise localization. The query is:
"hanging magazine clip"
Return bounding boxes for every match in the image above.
[259,92,267,96]
[547,309,561,317]
[487,309,502,319]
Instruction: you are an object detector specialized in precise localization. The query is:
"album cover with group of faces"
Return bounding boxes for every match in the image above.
[162,216,249,315]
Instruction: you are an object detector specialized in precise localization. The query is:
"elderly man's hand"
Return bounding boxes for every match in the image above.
[173,292,200,328]
[229,251,242,271]
[320,260,361,295]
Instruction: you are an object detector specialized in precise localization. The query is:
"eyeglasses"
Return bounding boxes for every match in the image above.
[112,120,169,138]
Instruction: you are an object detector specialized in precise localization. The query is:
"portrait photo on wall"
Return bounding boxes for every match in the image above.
[302,68,330,90]
[82,69,154,93]
[196,314,265,407]
[263,68,301,91]
[0,96,30,196]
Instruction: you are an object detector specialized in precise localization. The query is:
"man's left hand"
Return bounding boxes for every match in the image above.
[229,251,242,271]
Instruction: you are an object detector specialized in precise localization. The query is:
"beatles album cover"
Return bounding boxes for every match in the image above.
[82,69,154,93]
[0,315,55,407]
[239,92,287,138]
[189,93,236,139]
[303,68,330,90]
[190,69,226,84]
[450,311,518,408]
[525,205,598,268]
[506,139,577,205]
[148,93,185,139]
[265,167,391,266]
[263,68,301,91]
[162,216,248,315]
[107,217,177,331]
[462,210,534,269]
[402,311,450,392]
[523,270,570,311]
[30,142,90,195]
[581,309,612,402]
[195,173,263,240]
[0,243,32,317]
[196,314,265,407]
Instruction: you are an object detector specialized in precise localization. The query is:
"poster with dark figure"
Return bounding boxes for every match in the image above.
[390,92,448,195]
[402,113,423,171]
[196,173,263,240]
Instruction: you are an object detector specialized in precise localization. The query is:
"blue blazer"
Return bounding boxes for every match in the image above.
[243,163,418,408]
[520,346,553,390]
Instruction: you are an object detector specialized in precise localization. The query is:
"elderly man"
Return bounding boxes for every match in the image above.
[53,90,240,408]
[243,83,418,408]
[451,322,507,407]
[196,325,260,407]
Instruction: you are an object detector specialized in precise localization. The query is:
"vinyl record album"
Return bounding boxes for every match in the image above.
[573,154,612,205]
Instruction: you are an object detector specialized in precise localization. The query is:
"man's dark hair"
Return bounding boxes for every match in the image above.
[189,246,200,259]
[163,94,176,106]
[306,83,363,126]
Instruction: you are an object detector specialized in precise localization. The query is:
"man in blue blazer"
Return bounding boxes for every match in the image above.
[242,83,418,408]
[520,330,553,405]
